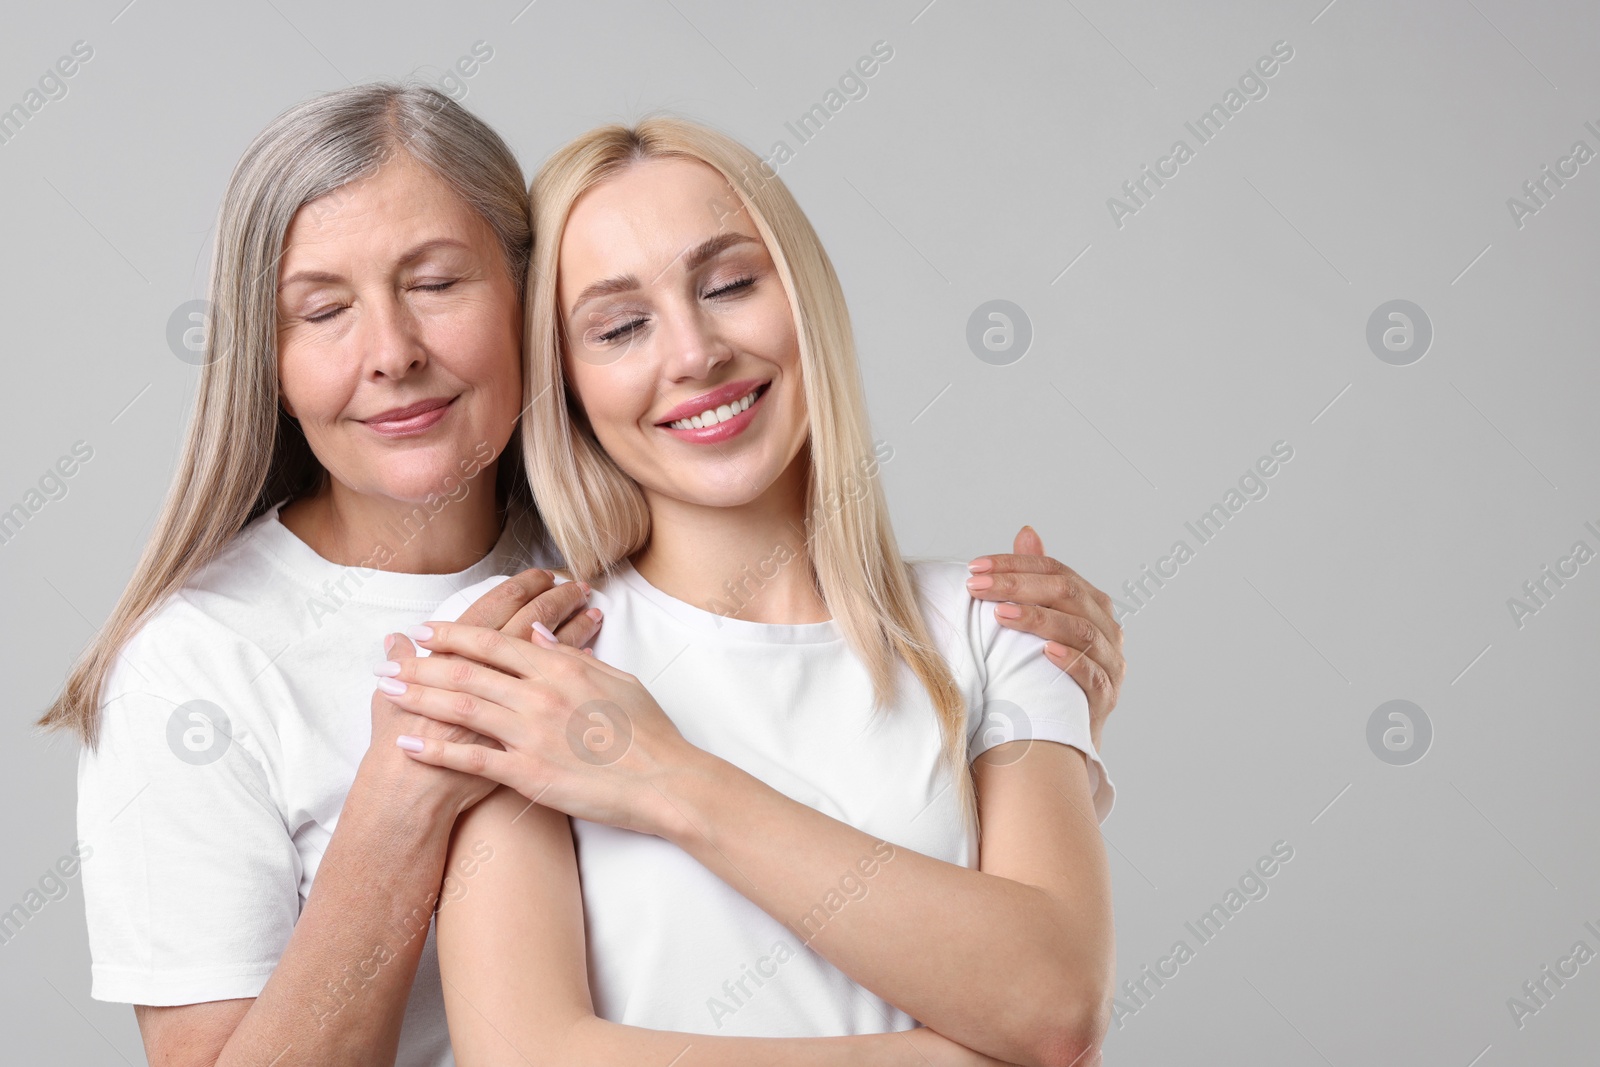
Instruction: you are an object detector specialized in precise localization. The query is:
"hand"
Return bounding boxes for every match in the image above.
[362,568,602,819]
[375,619,697,835]
[967,527,1126,750]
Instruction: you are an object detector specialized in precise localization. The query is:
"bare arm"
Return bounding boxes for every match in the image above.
[645,741,1114,1067]
[133,570,600,1067]
[135,768,459,1066]
[388,624,1113,1066]
[437,787,1014,1067]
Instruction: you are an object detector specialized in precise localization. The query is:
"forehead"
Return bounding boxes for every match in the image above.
[281,152,485,261]
[558,158,755,281]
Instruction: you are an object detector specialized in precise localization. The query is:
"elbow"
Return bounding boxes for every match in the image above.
[1018,983,1111,1067]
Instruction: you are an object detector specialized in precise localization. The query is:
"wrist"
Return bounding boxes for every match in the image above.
[644,745,748,846]
[347,754,458,849]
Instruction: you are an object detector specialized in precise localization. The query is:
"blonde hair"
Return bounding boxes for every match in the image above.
[40,83,541,747]
[523,117,975,824]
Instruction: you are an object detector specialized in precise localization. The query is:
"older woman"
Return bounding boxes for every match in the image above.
[41,84,1125,1067]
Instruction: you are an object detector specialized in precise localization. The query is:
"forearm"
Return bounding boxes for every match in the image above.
[215,765,455,1066]
[655,755,1107,1066]
[552,1018,970,1067]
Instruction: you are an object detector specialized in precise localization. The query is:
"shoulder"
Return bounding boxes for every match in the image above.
[94,519,309,775]
[108,523,302,699]
[906,558,989,647]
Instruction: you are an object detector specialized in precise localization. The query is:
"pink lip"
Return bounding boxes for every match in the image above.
[658,383,769,445]
[655,378,769,426]
[364,396,455,438]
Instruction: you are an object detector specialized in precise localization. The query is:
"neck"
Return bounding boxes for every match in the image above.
[279,466,505,575]
[632,457,828,624]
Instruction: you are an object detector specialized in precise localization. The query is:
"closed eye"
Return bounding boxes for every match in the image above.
[704,276,754,299]
[598,317,648,344]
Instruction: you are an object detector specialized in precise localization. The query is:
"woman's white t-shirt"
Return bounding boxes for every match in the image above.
[76,501,549,1067]
[436,560,1114,1037]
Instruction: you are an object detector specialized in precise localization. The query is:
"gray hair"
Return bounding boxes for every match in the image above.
[41,82,539,746]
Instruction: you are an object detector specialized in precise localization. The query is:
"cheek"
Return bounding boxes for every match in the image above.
[568,362,659,456]
[278,341,349,423]
[433,308,524,408]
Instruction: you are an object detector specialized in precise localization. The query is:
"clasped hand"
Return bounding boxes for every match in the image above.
[377,620,694,835]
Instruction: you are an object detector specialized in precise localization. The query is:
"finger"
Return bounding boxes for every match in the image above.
[395,733,525,787]
[382,650,529,716]
[530,620,635,682]
[969,552,1078,578]
[993,603,1105,658]
[414,618,618,687]
[456,568,558,630]
[1012,524,1044,557]
[504,579,592,645]
[1043,639,1115,706]
[378,673,521,741]
[968,570,1117,637]
[552,605,604,650]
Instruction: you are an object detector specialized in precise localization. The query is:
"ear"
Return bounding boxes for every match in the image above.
[279,390,298,420]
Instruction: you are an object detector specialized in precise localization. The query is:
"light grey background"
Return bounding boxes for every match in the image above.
[3,0,1597,1062]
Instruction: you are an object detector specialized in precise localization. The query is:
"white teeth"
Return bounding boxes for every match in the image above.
[668,388,761,430]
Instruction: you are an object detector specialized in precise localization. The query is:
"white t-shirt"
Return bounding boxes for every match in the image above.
[435,559,1114,1037]
[76,501,550,1067]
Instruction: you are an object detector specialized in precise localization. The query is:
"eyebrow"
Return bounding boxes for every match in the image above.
[276,237,472,291]
[566,231,759,318]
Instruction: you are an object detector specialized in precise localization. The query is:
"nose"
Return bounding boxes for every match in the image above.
[361,290,427,379]
[658,298,732,383]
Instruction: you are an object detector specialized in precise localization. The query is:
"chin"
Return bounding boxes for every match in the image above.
[375,469,475,505]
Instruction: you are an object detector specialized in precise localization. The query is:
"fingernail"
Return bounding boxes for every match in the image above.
[405,625,434,641]
[396,735,424,752]
[578,580,592,595]
[1044,641,1070,657]
[994,603,1022,619]
[531,621,558,644]
[376,678,407,695]
[585,607,603,622]
[372,661,402,677]
[966,575,994,591]
[967,558,994,574]
[582,647,595,656]
[383,633,395,655]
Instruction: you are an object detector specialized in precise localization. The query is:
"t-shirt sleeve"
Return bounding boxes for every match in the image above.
[78,673,301,1005]
[956,571,1116,824]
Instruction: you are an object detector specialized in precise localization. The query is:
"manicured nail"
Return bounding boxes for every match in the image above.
[396,735,424,752]
[405,625,434,641]
[967,558,994,574]
[1044,641,1071,658]
[585,607,603,622]
[373,660,402,677]
[994,603,1023,619]
[383,633,396,655]
[376,678,406,695]
[966,575,994,591]
[531,621,558,644]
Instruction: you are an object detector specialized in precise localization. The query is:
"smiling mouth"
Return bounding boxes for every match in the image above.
[662,383,769,431]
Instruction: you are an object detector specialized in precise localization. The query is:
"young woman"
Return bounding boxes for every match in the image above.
[384,118,1116,1066]
[42,86,1124,1067]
